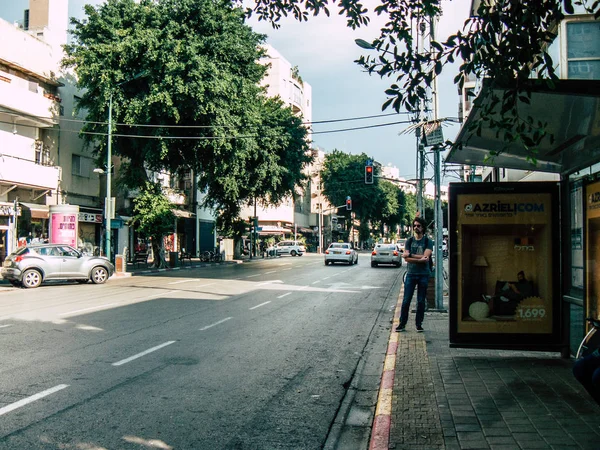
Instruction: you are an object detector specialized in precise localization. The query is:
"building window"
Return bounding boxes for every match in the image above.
[71,154,91,177]
[566,20,600,80]
[34,140,50,166]
[28,80,38,93]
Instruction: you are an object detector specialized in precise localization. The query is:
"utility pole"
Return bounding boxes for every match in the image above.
[430,14,444,311]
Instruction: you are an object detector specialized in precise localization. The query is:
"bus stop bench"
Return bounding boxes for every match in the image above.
[134,252,149,268]
[180,250,192,265]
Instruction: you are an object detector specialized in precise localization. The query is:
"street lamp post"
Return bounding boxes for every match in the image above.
[97,71,147,262]
[105,93,113,262]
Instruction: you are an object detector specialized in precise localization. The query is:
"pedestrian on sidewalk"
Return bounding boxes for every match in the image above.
[396,216,433,333]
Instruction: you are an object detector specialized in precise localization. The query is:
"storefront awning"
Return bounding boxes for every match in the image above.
[20,202,49,219]
[172,209,195,219]
[445,79,600,176]
[258,226,291,235]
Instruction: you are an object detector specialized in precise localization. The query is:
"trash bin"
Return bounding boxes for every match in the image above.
[169,251,178,267]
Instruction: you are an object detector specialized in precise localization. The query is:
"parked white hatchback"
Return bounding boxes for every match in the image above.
[324,242,358,265]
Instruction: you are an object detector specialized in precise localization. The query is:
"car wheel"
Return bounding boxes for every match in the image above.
[22,269,42,288]
[396,262,401,268]
[91,266,109,284]
[324,260,329,266]
[371,262,377,268]
[290,250,297,257]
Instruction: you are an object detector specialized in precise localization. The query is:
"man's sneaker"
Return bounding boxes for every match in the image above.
[416,326,424,332]
[395,325,405,332]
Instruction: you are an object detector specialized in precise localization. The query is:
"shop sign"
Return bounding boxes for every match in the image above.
[449,182,561,351]
[0,205,20,216]
[79,212,103,223]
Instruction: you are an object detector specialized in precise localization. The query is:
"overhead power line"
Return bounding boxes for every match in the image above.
[1,118,414,140]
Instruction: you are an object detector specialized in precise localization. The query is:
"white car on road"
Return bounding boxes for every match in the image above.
[324,242,358,265]
[268,240,305,257]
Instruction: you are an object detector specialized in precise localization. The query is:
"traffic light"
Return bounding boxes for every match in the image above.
[346,196,352,211]
[365,165,374,184]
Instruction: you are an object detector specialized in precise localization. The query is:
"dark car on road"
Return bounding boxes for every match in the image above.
[1,244,114,288]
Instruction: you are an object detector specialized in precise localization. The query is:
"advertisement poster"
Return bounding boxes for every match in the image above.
[449,182,561,350]
[586,181,600,322]
[49,205,80,248]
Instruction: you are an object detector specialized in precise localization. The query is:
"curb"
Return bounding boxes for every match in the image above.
[369,294,402,450]
[121,260,242,276]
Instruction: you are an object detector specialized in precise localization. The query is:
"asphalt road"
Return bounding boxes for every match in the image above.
[0,253,403,449]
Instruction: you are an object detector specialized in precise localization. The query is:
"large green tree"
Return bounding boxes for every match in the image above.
[63,0,311,229]
[321,151,412,240]
[245,0,599,163]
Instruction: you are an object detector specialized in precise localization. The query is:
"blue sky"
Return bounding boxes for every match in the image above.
[1,0,471,184]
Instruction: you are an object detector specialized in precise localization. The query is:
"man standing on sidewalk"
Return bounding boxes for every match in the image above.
[396,216,433,333]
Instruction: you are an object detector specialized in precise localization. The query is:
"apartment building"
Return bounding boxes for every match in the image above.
[239,45,324,251]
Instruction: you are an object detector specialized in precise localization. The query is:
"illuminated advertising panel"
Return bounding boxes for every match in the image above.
[449,182,561,350]
[586,181,600,323]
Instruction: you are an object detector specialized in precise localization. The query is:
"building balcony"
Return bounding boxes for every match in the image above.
[165,188,187,206]
[0,152,60,190]
[0,80,59,126]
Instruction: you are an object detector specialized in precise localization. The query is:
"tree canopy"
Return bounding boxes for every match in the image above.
[63,0,312,228]
[245,0,599,163]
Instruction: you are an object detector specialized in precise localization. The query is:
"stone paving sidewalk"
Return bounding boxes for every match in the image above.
[390,311,600,450]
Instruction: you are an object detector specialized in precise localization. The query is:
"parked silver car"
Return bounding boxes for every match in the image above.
[1,244,115,288]
[371,243,402,267]
[324,242,358,265]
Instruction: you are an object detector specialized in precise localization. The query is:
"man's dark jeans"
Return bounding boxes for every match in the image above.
[399,273,430,328]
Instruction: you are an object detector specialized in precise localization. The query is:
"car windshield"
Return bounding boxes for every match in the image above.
[330,243,349,249]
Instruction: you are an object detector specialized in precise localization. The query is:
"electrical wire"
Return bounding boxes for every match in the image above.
[0,118,413,140]
[55,111,409,128]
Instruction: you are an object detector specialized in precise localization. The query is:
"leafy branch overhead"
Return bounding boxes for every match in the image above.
[63,0,312,230]
[245,0,599,163]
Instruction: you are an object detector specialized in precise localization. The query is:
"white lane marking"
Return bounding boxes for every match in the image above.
[264,271,276,274]
[145,290,180,299]
[312,280,321,285]
[112,341,176,367]
[197,282,216,288]
[246,274,260,278]
[0,324,12,329]
[322,276,331,280]
[277,292,292,299]
[58,303,118,317]
[199,317,233,331]
[249,301,271,310]
[0,384,69,417]
[168,279,197,285]
[257,280,282,287]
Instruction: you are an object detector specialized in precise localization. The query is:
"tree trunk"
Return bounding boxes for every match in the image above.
[151,238,167,269]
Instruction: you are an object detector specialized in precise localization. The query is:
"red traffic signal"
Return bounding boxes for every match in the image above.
[365,165,374,184]
[346,196,352,211]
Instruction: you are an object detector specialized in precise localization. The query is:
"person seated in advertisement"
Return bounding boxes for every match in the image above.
[483,270,534,315]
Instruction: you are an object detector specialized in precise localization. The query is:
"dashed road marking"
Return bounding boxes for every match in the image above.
[58,303,118,317]
[0,384,69,417]
[199,317,233,331]
[249,301,271,310]
[112,341,176,366]
[145,290,180,299]
[277,292,292,299]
